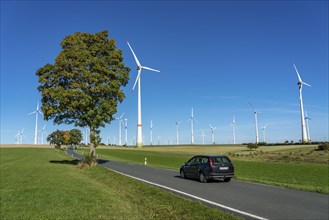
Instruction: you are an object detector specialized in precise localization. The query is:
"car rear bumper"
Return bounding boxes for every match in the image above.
[208,172,234,179]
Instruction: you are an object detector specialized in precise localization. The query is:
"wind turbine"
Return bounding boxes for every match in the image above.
[249,103,260,144]
[84,127,89,145]
[175,121,181,145]
[261,125,267,143]
[28,102,43,145]
[127,40,160,148]
[230,116,238,144]
[116,113,124,146]
[201,130,206,145]
[293,64,311,143]
[150,120,153,145]
[41,124,47,145]
[15,129,23,144]
[124,118,128,146]
[20,128,24,144]
[209,124,216,144]
[305,111,311,142]
[188,108,197,145]
[15,131,20,144]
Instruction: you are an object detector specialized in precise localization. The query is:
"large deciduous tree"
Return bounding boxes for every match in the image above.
[37,31,130,157]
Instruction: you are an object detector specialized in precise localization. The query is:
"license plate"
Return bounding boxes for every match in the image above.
[220,167,229,170]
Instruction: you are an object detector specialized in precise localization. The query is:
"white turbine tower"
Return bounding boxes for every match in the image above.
[15,131,20,144]
[305,111,311,142]
[175,121,181,145]
[189,108,196,145]
[209,124,216,144]
[127,40,160,148]
[230,116,238,144]
[150,120,153,145]
[28,102,43,145]
[294,64,311,143]
[124,118,128,146]
[20,128,24,144]
[201,130,206,145]
[84,127,89,145]
[249,103,260,144]
[41,124,47,145]
[16,129,23,144]
[261,125,267,143]
[116,113,124,146]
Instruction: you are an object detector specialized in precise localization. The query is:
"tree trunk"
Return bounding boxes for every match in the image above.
[89,128,96,158]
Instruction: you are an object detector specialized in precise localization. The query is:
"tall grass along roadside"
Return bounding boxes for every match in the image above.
[87,148,329,194]
[0,148,240,220]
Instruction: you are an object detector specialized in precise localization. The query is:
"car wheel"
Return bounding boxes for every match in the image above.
[180,170,186,179]
[199,172,207,183]
[224,177,231,182]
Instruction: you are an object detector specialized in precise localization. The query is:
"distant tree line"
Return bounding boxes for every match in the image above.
[47,129,82,149]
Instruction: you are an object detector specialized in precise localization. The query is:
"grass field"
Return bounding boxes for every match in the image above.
[77,145,329,194]
[0,147,240,220]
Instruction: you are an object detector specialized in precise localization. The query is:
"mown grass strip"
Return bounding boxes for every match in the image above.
[0,148,240,220]
[87,148,329,194]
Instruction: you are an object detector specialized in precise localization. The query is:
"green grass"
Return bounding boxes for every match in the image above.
[0,148,240,220]
[85,148,329,194]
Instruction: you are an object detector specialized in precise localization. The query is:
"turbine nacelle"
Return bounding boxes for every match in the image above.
[127,40,160,91]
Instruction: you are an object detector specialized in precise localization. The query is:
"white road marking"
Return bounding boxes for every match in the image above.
[106,167,269,220]
[67,151,268,220]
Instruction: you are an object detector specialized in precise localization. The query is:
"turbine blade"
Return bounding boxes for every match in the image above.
[293,64,302,82]
[249,102,256,112]
[132,69,142,91]
[142,66,160,72]
[302,82,311,87]
[120,113,125,119]
[28,111,36,115]
[126,40,141,67]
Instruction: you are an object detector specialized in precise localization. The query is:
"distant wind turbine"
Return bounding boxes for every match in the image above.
[16,129,24,144]
[201,130,206,145]
[249,103,260,144]
[261,125,267,143]
[230,116,238,144]
[124,118,128,146]
[28,102,43,145]
[127,40,160,148]
[175,121,181,145]
[209,124,216,144]
[150,120,153,145]
[116,113,124,146]
[305,111,311,141]
[293,64,311,143]
[188,108,196,145]
[15,130,20,144]
[84,127,89,144]
[41,124,47,145]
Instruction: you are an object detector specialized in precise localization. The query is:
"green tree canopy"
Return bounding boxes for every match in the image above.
[69,129,83,146]
[37,31,130,157]
[47,130,64,149]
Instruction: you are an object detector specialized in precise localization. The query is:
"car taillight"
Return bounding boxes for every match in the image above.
[209,158,213,167]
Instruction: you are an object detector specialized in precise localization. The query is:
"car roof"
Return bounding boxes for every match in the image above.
[194,155,226,158]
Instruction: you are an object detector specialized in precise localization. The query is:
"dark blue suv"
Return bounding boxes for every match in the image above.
[180,155,234,183]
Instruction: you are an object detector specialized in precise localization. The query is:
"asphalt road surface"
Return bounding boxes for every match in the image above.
[67,149,328,220]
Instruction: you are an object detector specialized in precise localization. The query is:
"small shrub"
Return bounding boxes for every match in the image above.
[318,142,329,151]
[78,153,97,168]
[247,143,259,151]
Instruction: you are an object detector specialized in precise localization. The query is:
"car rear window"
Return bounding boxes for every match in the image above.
[212,156,231,165]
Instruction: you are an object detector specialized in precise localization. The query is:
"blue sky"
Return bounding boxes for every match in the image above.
[1,1,328,145]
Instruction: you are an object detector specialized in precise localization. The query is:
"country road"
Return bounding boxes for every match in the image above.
[67,149,328,220]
